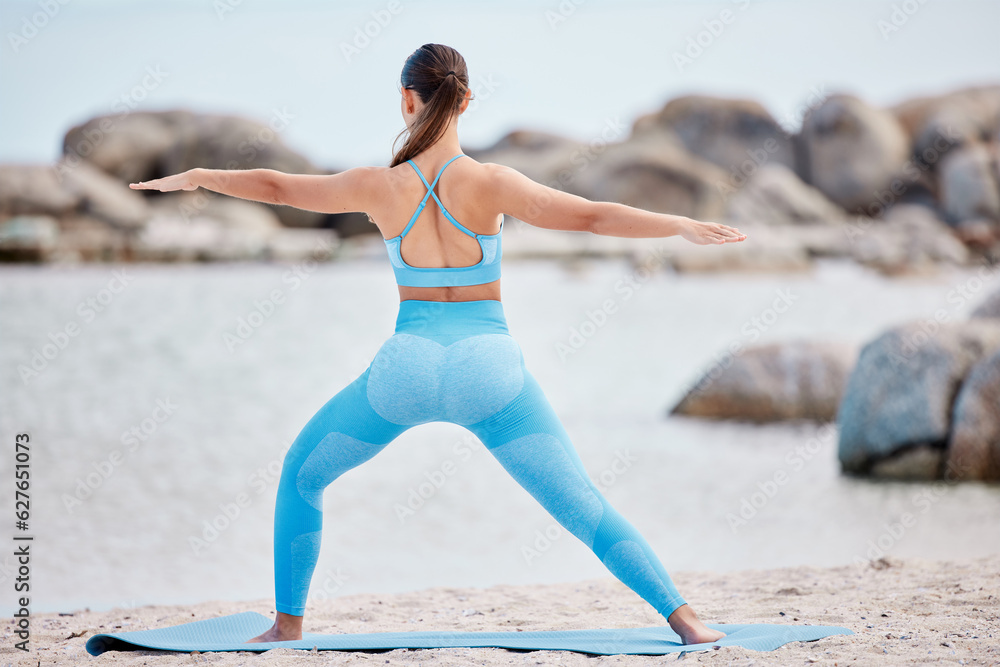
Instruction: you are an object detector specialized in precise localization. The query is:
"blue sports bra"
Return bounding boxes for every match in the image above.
[383,153,503,287]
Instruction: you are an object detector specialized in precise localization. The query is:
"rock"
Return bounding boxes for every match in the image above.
[264,228,340,262]
[945,348,1000,481]
[891,84,1000,164]
[952,217,1000,249]
[0,164,81,217]
[797,94,912,215]
[134,199,282,262]
[56,158,151,229]
[135,193,339,262]
[670,340,858,422]
[471,127,730,222]
[569,128,730,222]
[0,215,60,262]
[63,109,328,228]
[722,162,849,226]
[868,445,948,481]
[51,216,129,263]
[837,319,1000,477]
[970,288,1000,320]
[132,216,221,262]
[147,190,282,235]
[467,129,580,154]
[938,142,1000,225]
[844,204,969,274]
[783,223,855,258]
[325,212,377,238]
[632,95,797,175]
[665,222,812,273]
[464,129,606,187]
[61,111,179,185]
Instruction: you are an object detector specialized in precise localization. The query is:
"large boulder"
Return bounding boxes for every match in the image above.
[470,127,731,222]
[63,110,327,228]
[464,129,595,187]
[837,319,1000,478]
[568,128,730,222]
[938,142,1000,225]
[891,84,1000,165]
[670,340,857,422]
[61,111,179,185]
[57,158,151,229]
[722,162,849,226]
[0,164,81,218]
[632,95,796,175]
[945,348,1000,481]
[0,161,150,230]
[797,94,912,215]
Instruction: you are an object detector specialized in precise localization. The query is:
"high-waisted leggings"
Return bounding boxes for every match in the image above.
[273,299,686,618]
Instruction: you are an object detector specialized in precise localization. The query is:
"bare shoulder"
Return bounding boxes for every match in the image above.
[465,160,529,207]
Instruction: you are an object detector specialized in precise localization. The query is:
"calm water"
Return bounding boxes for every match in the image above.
[2,256,999,616]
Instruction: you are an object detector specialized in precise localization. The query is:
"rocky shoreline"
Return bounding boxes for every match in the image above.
[2,83,998,271]
[671,278,1000,482]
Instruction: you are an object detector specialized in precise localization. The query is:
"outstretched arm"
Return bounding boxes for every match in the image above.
[130,167,382,215]
[485,163,746,245]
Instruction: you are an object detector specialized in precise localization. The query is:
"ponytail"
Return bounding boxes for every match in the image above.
[390,44,473,167]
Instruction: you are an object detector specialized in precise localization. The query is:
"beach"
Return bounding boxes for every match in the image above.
[8,553,997,665]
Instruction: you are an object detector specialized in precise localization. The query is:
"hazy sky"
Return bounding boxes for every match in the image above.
[2,0,998,170]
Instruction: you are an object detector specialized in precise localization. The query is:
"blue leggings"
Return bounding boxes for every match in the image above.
[273,299,686,619]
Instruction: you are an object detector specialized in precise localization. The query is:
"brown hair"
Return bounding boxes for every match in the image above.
[390,43,473,168]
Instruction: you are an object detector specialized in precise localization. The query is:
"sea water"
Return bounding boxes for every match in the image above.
[2,256,999,615]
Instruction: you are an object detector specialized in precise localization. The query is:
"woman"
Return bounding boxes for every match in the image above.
[131,43,745,646]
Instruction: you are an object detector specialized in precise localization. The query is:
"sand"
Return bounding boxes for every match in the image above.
[6,554,998,666]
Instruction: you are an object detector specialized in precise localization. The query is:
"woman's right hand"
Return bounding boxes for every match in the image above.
[678,218,747,245]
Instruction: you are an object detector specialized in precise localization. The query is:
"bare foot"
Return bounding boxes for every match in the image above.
[667,604,726,645]
[245,611,304,643]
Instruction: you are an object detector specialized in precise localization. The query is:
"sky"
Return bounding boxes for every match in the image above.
[1,0,998,170]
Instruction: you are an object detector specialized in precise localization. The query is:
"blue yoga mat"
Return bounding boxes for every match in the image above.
[85,611,853,656]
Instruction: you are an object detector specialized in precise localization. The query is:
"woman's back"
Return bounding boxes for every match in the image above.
[373,150,506,301]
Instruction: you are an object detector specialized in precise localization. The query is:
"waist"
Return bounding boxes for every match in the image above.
[394,299,509,337]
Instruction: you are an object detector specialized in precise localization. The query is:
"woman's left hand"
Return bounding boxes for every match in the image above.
[129,170,200,192]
